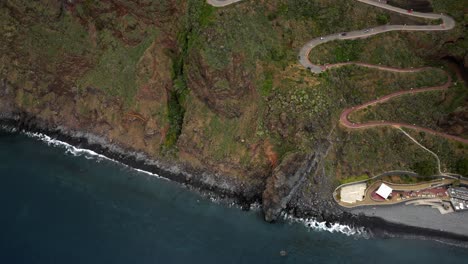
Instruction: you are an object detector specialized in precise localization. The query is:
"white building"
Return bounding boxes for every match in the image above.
[376,183,393,200]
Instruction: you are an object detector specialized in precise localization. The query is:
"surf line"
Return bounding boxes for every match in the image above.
[22,130,168,181]
[282,213,369,237]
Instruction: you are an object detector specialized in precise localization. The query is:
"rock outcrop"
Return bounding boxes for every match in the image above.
[262,152,320,222]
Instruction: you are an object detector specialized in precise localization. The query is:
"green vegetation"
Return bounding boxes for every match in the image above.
[28,14,92,60]
[376,13,390,25]
[197,2,285,71]
[349,78,466,139]
[332,41,364,63]
[326,123,467,181]
[2,0,467,185]
[411,160,437,176]
[381,174,433,184]
[311,32,426,67]
[399,175,422,184]
[454,158,468,176]
[162,0,218,152]
[322,66,447,111]
[339,174,369,184]
[164,90,186,149]
[432,0,466,21]
[430,18,443,25]
[204,114,240,161]
[198,3,215,27]
[78,30,157,106]
[279,0,387,34]
[261,71,274,96]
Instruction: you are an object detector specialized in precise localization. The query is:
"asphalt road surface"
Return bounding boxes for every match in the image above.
[207,0,466,144]
[207,0,243,7]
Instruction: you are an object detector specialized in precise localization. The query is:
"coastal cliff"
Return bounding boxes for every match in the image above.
[1,0,467,240]
[263,152,319,222]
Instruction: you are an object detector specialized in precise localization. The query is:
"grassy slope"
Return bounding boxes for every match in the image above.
[177,0,399,177]
[313,1,468,179]
[1,0,467,182]
[349,82,466,137]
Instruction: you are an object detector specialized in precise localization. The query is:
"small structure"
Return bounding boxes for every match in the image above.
[340,183,367,204]
[448,187,468,211]
[376,183,393,200]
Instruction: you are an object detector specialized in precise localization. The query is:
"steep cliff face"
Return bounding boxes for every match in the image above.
[186,51,254,118]
[0,0,179,155]
[0,0,277,201]
[1,0,467,220]
[262,152,320,222]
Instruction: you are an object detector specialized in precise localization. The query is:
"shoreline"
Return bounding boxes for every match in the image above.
[351,203,468,238]
[1,114,468,247]
[0,113,262,210]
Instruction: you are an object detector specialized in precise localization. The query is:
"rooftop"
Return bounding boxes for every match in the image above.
[376,183,393,200]
[340,183,367,204]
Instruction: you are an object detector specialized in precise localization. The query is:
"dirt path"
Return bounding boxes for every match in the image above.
[207,0,466,144]
[340,72,468,144]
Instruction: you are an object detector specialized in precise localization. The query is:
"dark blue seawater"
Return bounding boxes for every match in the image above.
[1,131,467,264]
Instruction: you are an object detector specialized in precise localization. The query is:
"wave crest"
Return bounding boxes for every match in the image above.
[282,213,369,238]
[22,131,166,180]
[16,129,367,238]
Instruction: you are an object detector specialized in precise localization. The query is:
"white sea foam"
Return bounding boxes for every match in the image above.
[133,168,167,180]
[0,125,18,133]
[249,202,262,211]
[18,130,368,238]
[282,213,369,238]
[22,131,167,180]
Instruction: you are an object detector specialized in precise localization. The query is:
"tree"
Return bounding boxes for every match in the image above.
[455,158,468,176]
[376,14,389,25]
[411,160,437,176]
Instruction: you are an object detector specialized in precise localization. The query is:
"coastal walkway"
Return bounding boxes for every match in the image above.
[337,178,454,208]
[206,0,467,144]
[406,199,454,215]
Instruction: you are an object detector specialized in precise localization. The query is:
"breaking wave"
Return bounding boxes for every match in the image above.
[22,131,167,181]
[0,124,18,133]
[12,129,368,239]
[282,213,369,238]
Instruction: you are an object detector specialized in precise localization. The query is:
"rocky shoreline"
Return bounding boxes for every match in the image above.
[1,112,468,247]
[0,112,262,209]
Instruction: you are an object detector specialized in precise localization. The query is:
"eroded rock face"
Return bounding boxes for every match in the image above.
[438,106,468,138]
[262,152,319,222]
[186,52,254,118]
[0,79,16,116]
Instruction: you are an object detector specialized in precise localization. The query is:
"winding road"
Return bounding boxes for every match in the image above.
[206,0,467,144]
[207,0,243,7]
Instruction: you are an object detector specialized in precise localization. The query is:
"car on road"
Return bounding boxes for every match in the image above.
[340,32,347,36]
[320,37,324,40]
[364,29,370,33]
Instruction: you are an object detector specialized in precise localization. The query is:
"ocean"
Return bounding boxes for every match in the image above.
[1,129,467,263]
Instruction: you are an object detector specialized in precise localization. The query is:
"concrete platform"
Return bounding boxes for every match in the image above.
[340,183,367,203]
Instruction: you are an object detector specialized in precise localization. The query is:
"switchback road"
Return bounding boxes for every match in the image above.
[206,0,466,144]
